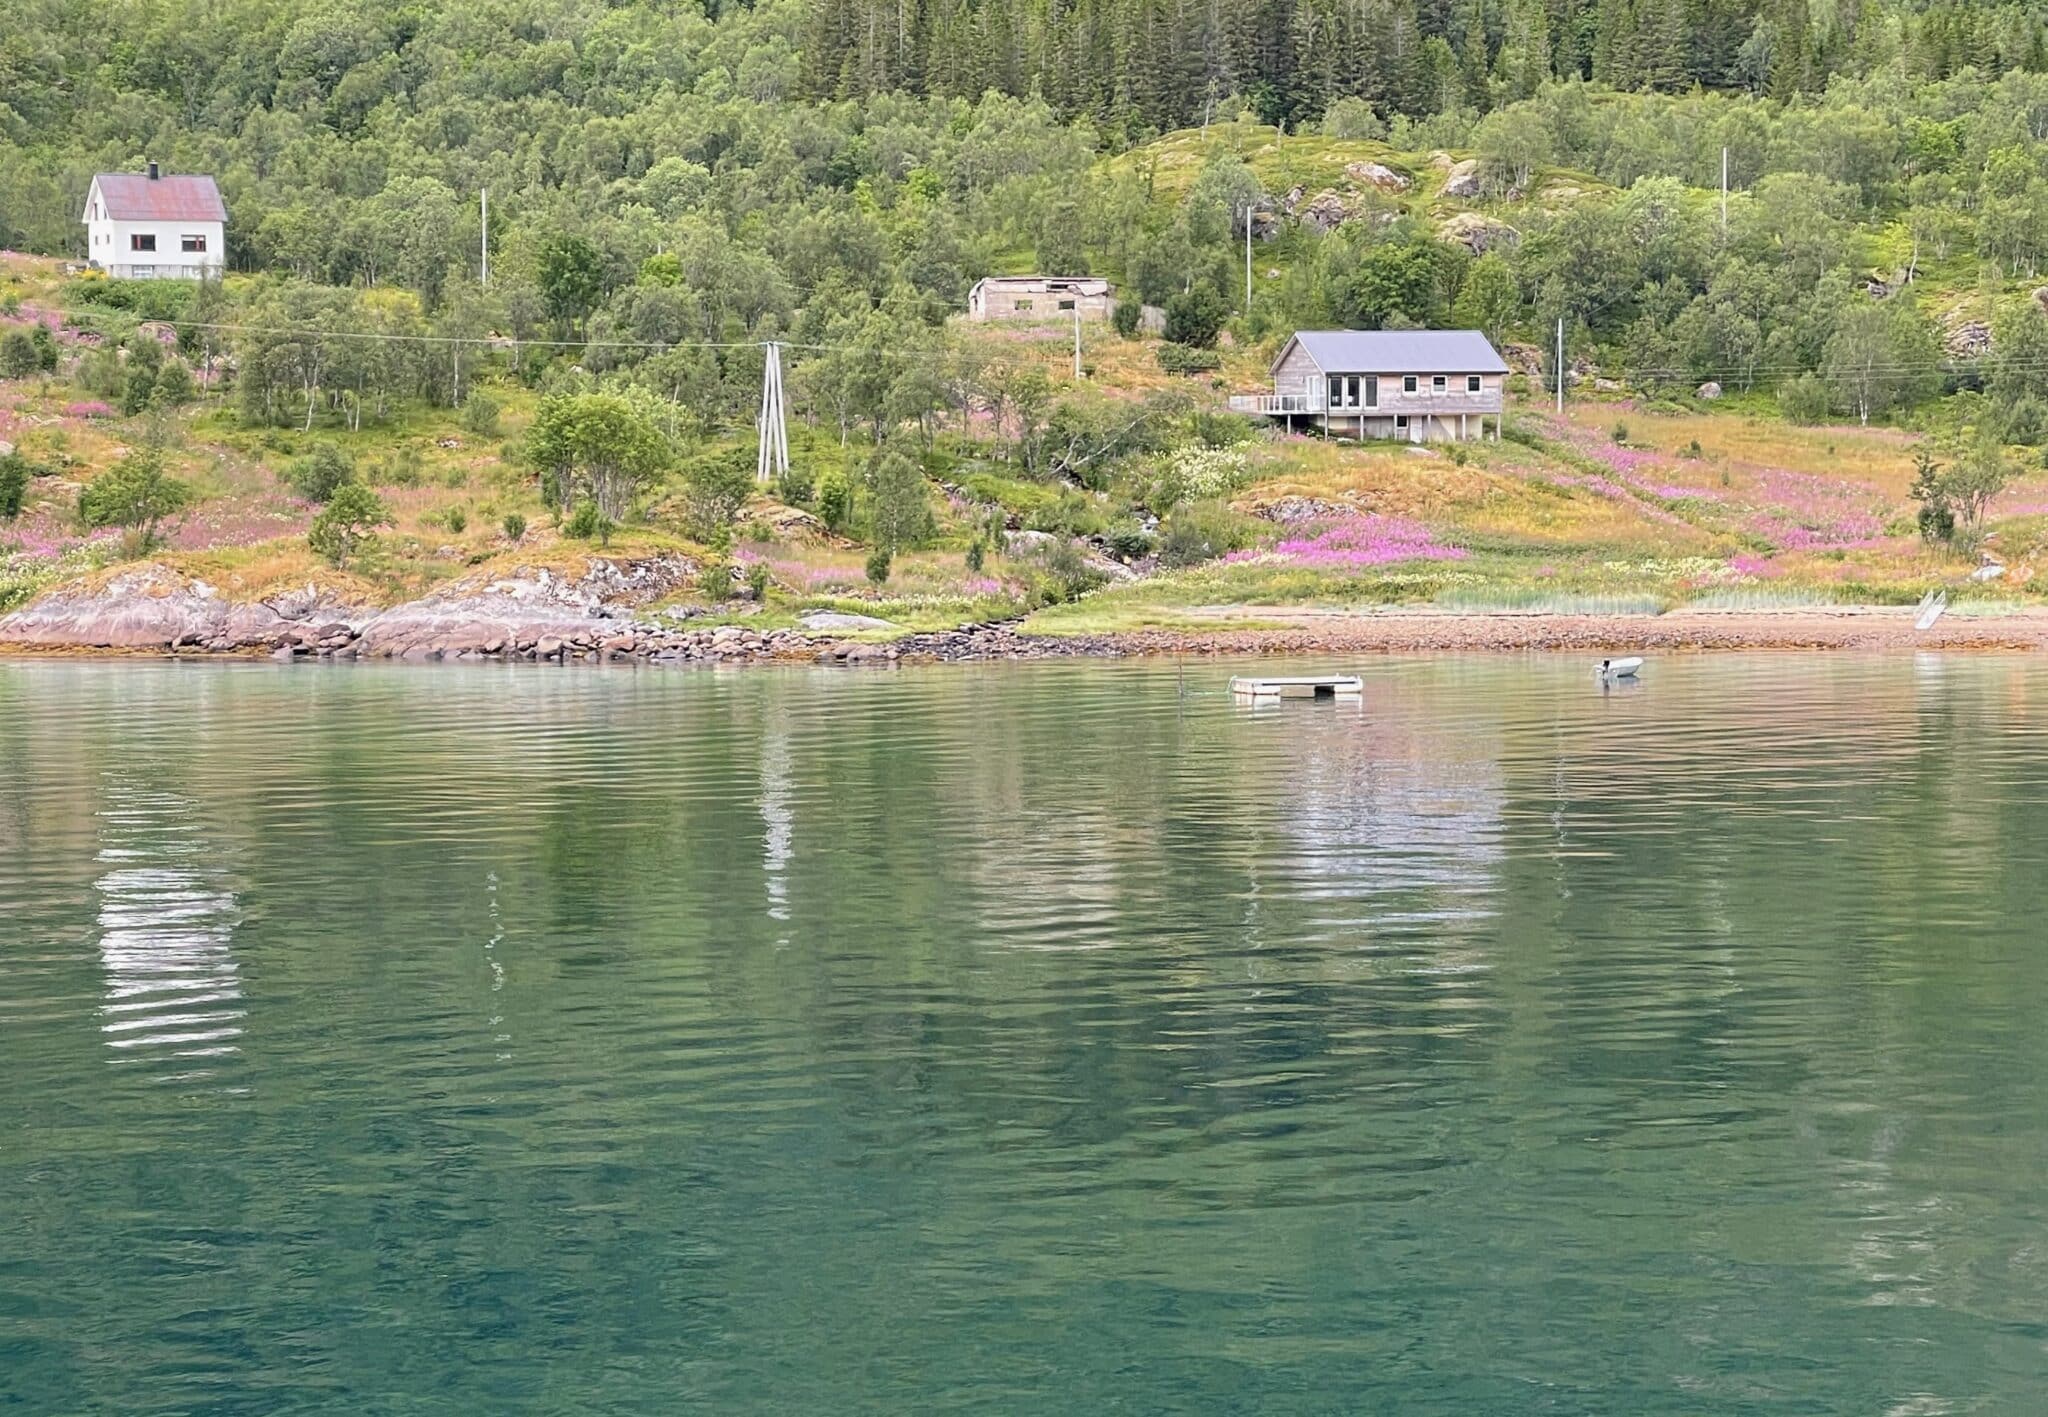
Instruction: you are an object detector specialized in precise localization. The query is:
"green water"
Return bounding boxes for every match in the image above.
[4,656,2047,1413]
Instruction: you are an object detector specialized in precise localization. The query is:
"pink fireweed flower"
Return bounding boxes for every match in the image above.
[65,401,114,419]
[1227,514,1467,568]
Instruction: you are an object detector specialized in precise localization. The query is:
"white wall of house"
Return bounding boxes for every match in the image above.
[83,209,223,279]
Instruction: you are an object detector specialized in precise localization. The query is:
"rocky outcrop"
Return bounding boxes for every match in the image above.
[352,559,694,658]
[1441,159,1484,199]
[1944,318,1992,359]
[1298,189,1353,234]
[0,565,366,651]
[1439,212,1519,254]
[1344,160,1411,192]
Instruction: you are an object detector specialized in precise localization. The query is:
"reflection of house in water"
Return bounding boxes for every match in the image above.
[95,785,243,1079]
[1263,710,1506,951]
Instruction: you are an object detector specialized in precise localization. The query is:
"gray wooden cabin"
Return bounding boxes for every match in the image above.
[1230,329,1508,442]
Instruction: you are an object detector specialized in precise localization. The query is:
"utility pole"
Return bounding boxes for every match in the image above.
[480,187,490,288]
[1245,210,1254,309]
[756,342,789,483]
[1072,305,1083,379]
[1556,317,1565,415]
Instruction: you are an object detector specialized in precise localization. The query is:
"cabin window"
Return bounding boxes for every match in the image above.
[1057,299,1075,311]
[181,234,207,253]
[130,266,154,278]
[1402,375,1417,393]
[1364,375,1378,408]
[1432,375,1447,392]
[130,234,156,252]
[1468,375,1482,393]
[1015,298,1033,311]
[1395,415,1409,430]
[1327,375,1344,408]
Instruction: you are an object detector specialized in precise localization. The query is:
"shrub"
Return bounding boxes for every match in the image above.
[866,446,933,552]
[745,561,771,600]
[965,538,986,573]
[120,363,158,415]
[776,463,814,506]
[865,547,892,584]
[1610,420,1629,445]
[153,359,196,407]
[307,483,391,568]
[381,445,424,487]
[680,446,756,539]
[1158,445,1251,505]
[1191,409,1254,447]
[288,445,355,503]
[816,468,852,530]
[1156,343,1223,376]
[1321,95,1388,140]
[1105,524,1155,561]
[1158,500,1255,567]
[79,443,192,549]
[0,453,28,520]
[31,326,58,371]
[0,329,38,378]
[1163,287,1226,347]
[1111,299,1142,339]
[1681,438,1704,459]
[1779,373,1831,425]
[75,348,124,400]
[1027,537,1107,603]
[502,512,527,541]
[698,561,732,600]
[445,506,468,534]
[564,500,611,542]
[461,391,501,437]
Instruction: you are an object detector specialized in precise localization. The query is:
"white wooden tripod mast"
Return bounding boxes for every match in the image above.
[756,341,790,483]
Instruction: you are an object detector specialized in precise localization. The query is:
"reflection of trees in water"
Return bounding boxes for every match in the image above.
[95,782,244,1082]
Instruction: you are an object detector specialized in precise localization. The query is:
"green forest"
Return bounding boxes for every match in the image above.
[8,0,2048,629]
[8,0,2048,432]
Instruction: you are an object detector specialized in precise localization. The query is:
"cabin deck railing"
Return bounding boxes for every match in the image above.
[1227,393,1327,415]
[1229,390,1505,417]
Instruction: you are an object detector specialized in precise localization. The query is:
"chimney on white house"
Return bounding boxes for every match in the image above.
[146,160,160,180]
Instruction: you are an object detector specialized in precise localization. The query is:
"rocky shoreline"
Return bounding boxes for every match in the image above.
[6,562,2048,665]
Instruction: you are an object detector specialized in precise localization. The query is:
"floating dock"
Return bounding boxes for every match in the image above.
[1229,674,1363,701]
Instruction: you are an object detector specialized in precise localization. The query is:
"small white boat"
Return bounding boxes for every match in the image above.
[1594,656,1643,681]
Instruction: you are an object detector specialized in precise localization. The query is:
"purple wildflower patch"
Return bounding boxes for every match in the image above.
[1228,514,1467,568]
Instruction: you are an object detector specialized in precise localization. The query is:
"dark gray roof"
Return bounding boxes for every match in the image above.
[1281,329,1507,375]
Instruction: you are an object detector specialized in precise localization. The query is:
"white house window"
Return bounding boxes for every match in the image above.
[1395,415,1410,429]
[131,234,157,252]
[1468,375,1482,393]
[1056,299,1075,310]
[1432,375,1447,392]
[1402,375,1417,393]
[1016,299,1033,311]
[181,234,207,253]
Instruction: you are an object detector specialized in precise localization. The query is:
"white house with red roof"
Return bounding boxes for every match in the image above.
[82,163,226,280]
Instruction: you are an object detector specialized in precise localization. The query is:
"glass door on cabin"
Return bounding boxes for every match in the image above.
[1363,376,1378,408]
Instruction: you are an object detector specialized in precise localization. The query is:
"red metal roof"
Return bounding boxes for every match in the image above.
[90,173,227,223]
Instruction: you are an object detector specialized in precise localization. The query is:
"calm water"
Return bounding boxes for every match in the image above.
[3,655,2047,1413]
